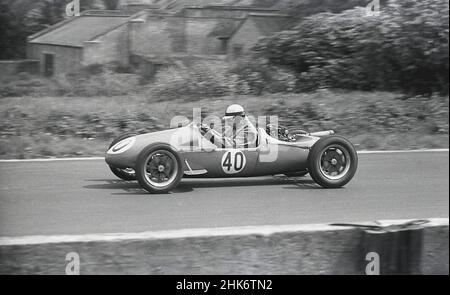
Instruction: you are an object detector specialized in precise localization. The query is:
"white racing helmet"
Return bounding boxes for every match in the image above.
[223,104,245,119]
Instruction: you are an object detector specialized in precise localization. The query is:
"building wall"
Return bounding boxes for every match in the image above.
[185,18,224,55]
[27,43,83,75]
[129,15,231,56]
[227,18,262,59]
[130,16,186,56]
[26,10,289,74]
[83,24,130,66]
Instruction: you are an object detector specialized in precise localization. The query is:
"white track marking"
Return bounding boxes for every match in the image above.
[0,149,448,163]
[0,157,105,163]
[357,148,449,154]
[0,218,448,246]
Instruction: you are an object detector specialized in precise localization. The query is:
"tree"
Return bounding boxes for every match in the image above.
[253,0,449,94]
[0,0,103,59]
[0,0,27,59]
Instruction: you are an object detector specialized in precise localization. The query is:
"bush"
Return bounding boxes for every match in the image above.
[253,0,449,94]
[261,91,449,135]
[0,72,49,97]
[57,66,139,97]
[148,59,299,98]
[229,58,298,95]
[0,65,140,98]
[149,62,232,99]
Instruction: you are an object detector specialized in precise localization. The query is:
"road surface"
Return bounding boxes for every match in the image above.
[0,151,448,237]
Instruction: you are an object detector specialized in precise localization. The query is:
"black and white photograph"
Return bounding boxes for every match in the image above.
[0,0,448,279]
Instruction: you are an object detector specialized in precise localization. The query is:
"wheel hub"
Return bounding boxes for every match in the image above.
[144,150,178,188]
[319,145,351,180]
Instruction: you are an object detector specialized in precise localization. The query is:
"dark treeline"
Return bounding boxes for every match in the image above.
[0,0,119,59]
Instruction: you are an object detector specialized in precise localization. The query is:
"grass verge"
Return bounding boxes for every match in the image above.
[0,90,448,159]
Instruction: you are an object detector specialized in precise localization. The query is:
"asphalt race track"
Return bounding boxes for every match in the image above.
[0,151,448,237]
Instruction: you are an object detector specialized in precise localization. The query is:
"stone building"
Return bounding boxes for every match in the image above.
[27,10,136,76]
[27,2,290,75]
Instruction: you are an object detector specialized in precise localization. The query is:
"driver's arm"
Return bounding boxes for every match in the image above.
[202,124,233,148]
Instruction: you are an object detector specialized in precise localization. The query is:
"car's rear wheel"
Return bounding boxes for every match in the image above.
[135,143,183,194]
[308,136,358,188]
[108,133,137,181]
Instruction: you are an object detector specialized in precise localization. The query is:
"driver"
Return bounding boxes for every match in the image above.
[200,104,258,148]
[222,104,258,148]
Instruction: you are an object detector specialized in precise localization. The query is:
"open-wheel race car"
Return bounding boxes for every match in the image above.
[105,117,358,194]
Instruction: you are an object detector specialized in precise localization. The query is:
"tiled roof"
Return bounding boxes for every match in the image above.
[29,13,131,47]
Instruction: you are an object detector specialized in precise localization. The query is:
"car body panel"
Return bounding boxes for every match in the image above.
[105,123,320,177]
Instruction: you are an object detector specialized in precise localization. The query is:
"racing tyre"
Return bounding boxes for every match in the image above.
[135,143,183,194]
[108,133,137,181]
[308,136,358,188]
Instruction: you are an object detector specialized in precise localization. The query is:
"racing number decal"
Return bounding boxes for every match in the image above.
[221,150,246,174]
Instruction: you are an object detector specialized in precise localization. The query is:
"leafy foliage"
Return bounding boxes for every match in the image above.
[253,0,449,94]
[251,0,373,17]
[0,65,139,97]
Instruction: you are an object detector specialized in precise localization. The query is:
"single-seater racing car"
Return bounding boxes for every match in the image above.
[105,111,358,194]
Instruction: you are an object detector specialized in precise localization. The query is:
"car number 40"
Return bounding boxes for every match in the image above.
[222,150,246,174]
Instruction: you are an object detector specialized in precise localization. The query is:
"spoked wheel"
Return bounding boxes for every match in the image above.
[308,136,358,188]
[319,145,351,180]
[136,144,183,194]
[144,151,178,187]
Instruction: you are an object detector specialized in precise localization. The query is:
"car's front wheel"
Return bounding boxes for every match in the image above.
[308,136,358,188]
[135,143,183,194]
